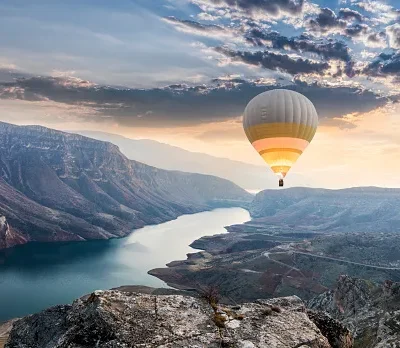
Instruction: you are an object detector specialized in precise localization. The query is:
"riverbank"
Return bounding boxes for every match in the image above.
[149,223,400,303]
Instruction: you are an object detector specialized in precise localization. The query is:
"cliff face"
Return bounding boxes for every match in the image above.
[5,290,347,348]
[0,217,27,249]
[308,275,400,348]
[0,122,252,249]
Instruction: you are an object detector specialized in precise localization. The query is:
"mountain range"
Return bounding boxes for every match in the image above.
[0,122,251,249]
[246,187,400,233]
[74,131,313,191]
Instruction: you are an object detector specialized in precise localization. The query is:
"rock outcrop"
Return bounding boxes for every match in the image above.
[0,217,27,249]
[0,121,252,249]
[308,275,400,348]
[0,319,18,348]
[5,290,340,348]
[307,310,353,348]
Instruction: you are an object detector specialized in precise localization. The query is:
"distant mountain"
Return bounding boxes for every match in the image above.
[247,187,400,233]
[0,122,252,249]
[74,131,312,190]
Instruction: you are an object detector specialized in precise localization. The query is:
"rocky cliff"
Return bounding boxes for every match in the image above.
[0,217,27,249]
[4,289,352,348]
[308,275,400,348]
[0,122,252,249]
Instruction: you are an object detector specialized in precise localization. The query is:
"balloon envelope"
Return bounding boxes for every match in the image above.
[243,89,318,178]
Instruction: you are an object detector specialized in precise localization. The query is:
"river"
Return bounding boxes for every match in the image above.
[0,207,250,321]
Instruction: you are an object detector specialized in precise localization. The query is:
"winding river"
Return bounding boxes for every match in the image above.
[0,207,250,321]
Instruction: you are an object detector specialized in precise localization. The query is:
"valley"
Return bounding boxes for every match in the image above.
[150,188,400,303]
[1,123,400,348]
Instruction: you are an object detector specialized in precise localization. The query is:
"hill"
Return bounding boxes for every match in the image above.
[246,187,400,233]
[0,122,252,249]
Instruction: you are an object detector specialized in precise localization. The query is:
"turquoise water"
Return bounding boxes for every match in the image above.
[0,208,250,321]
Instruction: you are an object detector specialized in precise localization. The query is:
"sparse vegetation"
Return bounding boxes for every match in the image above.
[262,305,281,316]
[213,313,227,328]
[263,307,273,316]
[271,305,282,313]
[199,285,220,309]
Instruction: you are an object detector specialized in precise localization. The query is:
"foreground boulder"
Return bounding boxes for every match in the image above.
[6,290,338,348]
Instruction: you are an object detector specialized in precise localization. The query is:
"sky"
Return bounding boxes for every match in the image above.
[1,0,400,188]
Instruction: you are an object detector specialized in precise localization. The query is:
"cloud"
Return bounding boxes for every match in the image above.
[307,8,347,34]
[215,47,330,75]
[338,8,364,22]
[355,0,398,24]
[162,16,229,37]
[0,72,389,128]
[345,24,369,37]
[365,31,387,48]
[194,0,305,18]
[363,52,400,77]
[197,12,221,21]
[245,30,352,63]
[386,23,400,49]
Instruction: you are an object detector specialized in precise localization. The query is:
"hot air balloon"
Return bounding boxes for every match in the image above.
[243,89,318,187]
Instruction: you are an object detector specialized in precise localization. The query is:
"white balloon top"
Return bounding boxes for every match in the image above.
[243,89,319,129]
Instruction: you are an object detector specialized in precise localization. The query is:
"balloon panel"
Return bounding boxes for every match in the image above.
[244,122,316,143]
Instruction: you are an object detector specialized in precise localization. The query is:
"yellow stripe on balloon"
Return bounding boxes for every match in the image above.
[260,149,303,177]
[251,137,309,153]
[259,148,303,155]
[244,122,317,143]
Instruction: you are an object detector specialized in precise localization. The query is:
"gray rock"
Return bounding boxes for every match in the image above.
[6,290,333,348]
[308,275,400,348]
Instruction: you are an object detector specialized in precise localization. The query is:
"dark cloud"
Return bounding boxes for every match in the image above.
[338,8,363,22]
[215,47,330,74]
[206,0,304,16]
[366,31,387,46]
[345,23,368,37]
[245,30,352,62]
[308,8,347,34]
[0,73,388,127]
[363,52,400,76]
